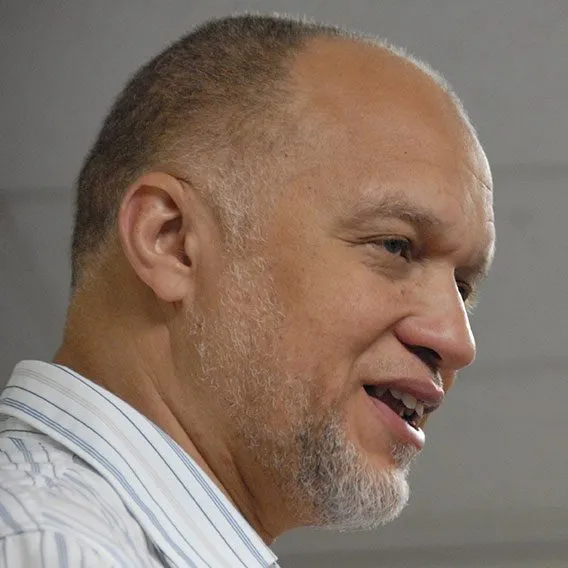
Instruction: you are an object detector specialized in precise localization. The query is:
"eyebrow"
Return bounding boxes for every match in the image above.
[341,192,495,282]
[341,193,452,232]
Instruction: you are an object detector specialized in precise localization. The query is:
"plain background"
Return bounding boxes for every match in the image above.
[1,1,568,566]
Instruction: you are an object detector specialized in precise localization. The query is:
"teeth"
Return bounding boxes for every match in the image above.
[390,389,403,400]
[401,393,417,410]
[377,387,427,418]
[415,402,425,417]
[373,386,387,397]
[389,389,419,411]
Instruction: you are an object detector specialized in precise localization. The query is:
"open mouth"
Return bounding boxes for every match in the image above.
[364,385,426,430]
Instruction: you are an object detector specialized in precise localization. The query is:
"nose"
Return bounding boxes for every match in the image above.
[394,276,476,373]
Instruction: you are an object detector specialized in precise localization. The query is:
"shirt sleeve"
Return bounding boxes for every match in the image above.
[0,530,122,568]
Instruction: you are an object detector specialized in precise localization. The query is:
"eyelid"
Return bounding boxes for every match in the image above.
[370,236,414,260]
[365,235,414,247]
[459,283,479,313]
[360,236,480,310]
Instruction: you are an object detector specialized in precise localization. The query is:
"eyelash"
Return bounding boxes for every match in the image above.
[369,236,414,261]
[368,237,473,303]
[456,281,472,302]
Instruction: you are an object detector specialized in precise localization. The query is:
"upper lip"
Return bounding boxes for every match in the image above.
[364,377,445,414]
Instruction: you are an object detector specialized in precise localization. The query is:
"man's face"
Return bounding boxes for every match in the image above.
[187,41,495,531]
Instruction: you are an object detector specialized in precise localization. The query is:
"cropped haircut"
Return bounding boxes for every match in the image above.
[71,13,465,287]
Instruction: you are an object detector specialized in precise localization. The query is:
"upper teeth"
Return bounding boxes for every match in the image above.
[415,401,424,417]
[389,388,425,418]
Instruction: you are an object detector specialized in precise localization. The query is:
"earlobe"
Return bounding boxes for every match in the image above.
[118,172,195,303]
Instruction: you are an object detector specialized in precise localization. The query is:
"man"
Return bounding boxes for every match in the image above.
[0,13,495,568]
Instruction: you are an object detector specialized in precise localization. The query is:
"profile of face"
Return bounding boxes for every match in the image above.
[178,41,495,533]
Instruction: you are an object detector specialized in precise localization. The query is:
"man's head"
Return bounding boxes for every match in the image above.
[65,14,495,538]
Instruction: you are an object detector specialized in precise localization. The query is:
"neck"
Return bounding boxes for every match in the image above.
[53,282,281,543]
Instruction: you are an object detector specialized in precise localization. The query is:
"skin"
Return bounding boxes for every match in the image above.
[55,38,495,544]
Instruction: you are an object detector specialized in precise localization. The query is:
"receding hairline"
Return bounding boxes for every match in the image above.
[69,13,475,289]
[288,32,475,133]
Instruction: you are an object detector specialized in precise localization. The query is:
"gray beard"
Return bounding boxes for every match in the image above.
[189,256,417,531]
[269,409,417,531]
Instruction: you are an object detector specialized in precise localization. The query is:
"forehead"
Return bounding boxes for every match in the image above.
[286,40,492,203]
[265,38,495,259]
[290,39,490,175]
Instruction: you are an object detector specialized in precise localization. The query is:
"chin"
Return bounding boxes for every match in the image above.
[305,442,413,533]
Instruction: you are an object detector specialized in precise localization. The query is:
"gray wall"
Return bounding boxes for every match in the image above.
[2,2,568,566]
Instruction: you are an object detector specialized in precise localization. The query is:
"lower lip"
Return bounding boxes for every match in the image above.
[366,391,426,450]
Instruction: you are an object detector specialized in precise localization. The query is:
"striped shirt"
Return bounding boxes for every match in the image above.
[0,361,280,568]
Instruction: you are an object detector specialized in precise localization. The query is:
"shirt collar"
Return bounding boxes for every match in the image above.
[0,360,279,568]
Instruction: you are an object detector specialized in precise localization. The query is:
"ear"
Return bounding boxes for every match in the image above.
[118,172,199,303]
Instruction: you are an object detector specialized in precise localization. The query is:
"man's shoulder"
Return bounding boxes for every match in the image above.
[0,418,110,533]
[0,417,161,566]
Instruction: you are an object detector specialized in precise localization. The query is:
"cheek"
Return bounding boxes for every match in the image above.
[274,259,401,394]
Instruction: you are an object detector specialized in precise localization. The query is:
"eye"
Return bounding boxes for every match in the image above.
[456,281,472,302]
[371,237,413,261]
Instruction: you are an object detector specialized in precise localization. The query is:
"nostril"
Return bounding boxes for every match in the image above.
[405,344,441,373]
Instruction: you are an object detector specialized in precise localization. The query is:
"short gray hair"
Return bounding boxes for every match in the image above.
[71,13,466,287]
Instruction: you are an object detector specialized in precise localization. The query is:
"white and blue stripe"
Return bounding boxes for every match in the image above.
[0,361,280,568]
